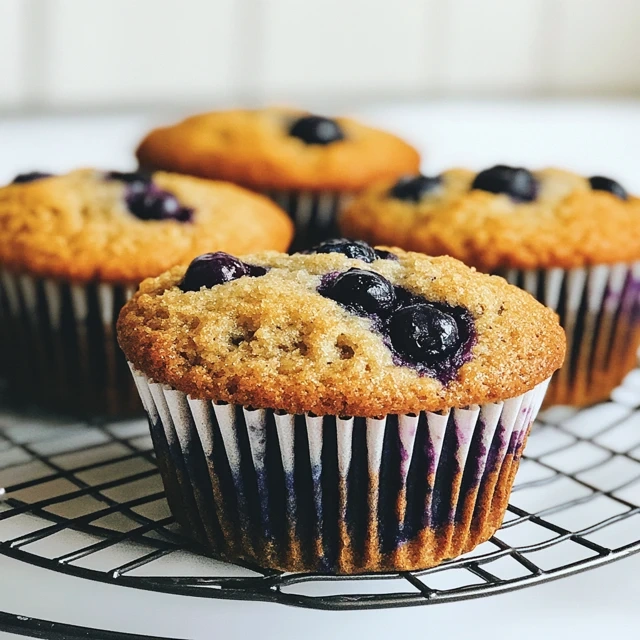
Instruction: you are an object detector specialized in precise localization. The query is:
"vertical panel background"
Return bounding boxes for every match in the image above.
[0,1,27,107]
[1,0,639,111]
[44,0,238,106]
[260,0,432,98]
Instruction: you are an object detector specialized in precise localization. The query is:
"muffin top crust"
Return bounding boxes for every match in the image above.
[136,107,421,192]
[0,169,293,283]
[118,241,565,417]
[339,167,640,270]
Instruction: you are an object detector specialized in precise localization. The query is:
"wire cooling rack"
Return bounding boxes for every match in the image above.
[1,371,640,613]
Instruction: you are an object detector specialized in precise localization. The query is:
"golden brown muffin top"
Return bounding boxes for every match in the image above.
[117,246,565,417]
[339,168,640,270]
[136,108,421,192]
[0,169,293,284]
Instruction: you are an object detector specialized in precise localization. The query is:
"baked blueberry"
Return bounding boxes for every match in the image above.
[245,264,268,277]
[374,249,399,261]
[589,176,628,201]
[107,170,152,194]
[471,165,537,202]
[309,238,376,263]
[11,172,53,184]
[289,115,345,145]
[390,304,459,364]
[181,252,249,291]
[390,174,441,202]
[126,183,193,222]
[321,268,396,315]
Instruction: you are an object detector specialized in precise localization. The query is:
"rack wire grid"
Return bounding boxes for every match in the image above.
[1,369,640,613]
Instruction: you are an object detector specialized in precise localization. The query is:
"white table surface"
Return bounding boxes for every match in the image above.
[1,100,640,639]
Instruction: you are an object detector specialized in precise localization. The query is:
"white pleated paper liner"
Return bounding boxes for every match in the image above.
[260,189,353,251]
[500,262,640,407]
[0,269,139,416]
[130,366,550,574]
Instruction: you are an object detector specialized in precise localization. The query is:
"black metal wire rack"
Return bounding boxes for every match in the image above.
[2,370,640,613]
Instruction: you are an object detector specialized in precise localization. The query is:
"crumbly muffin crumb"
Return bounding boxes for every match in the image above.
[0,169,293,283]
[340,168,640,269]
[136,108,421,192]
[118,249,565,416]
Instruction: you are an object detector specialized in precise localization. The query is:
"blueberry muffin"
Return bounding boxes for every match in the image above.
[341,167,640,407]
[0,169,293,416]
[118,239,565,573]
[136,108,421,248]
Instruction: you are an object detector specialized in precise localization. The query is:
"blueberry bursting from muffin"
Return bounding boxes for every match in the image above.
[388,165,629,203]
[179,239,476,384]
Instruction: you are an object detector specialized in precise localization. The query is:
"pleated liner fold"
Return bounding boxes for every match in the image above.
[0,269,139,416]
[131,366,549,573]
[500,262,640,407]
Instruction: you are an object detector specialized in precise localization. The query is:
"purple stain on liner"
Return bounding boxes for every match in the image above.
[454,417,488,524]
[428,412,462,528]
[134,361,548,570]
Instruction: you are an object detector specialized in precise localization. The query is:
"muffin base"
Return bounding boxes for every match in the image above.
[130,367,549,574]
[0,270,140,417]
[501,263,640,408]
[261,189,353,251]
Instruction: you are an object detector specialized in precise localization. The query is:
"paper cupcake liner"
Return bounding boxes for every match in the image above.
[0,269,139,416]
[261,189,353,251]
[500,263,640,407]
[130,366,550,573]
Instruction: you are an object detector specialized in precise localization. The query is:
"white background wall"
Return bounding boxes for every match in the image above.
[1,0,640,112]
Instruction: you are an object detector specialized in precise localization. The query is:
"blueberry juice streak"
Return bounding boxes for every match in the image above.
[318,271,476,384]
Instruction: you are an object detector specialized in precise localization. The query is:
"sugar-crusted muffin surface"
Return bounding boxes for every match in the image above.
[340,168,640,270]
[117,249,565,417]
[0,169,293,283]
[136,108,421,192]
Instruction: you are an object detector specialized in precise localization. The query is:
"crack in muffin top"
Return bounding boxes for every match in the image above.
[0,169,293,284]
[117,248,565,417]
[135,108,421,192]
[340,168,640,270]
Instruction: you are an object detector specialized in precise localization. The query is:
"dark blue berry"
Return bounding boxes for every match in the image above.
[289,115,345,145]
[322,268,396,315]
[180,253,249,291]
[107,170,152,194]
[245,264,268,277]
[126,183,193,223]
[310,238,376,263]
[471,165,537,202]
[11,172,53,184]
[374,249,399,261]
[390,175,441,202]
[390,304,459,364]
[589,175,628,201]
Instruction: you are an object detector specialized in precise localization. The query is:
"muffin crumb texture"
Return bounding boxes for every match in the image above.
[0,169,293,283]
[340,168,640,269]
[136,108,421,192]
[118,249,565,416]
